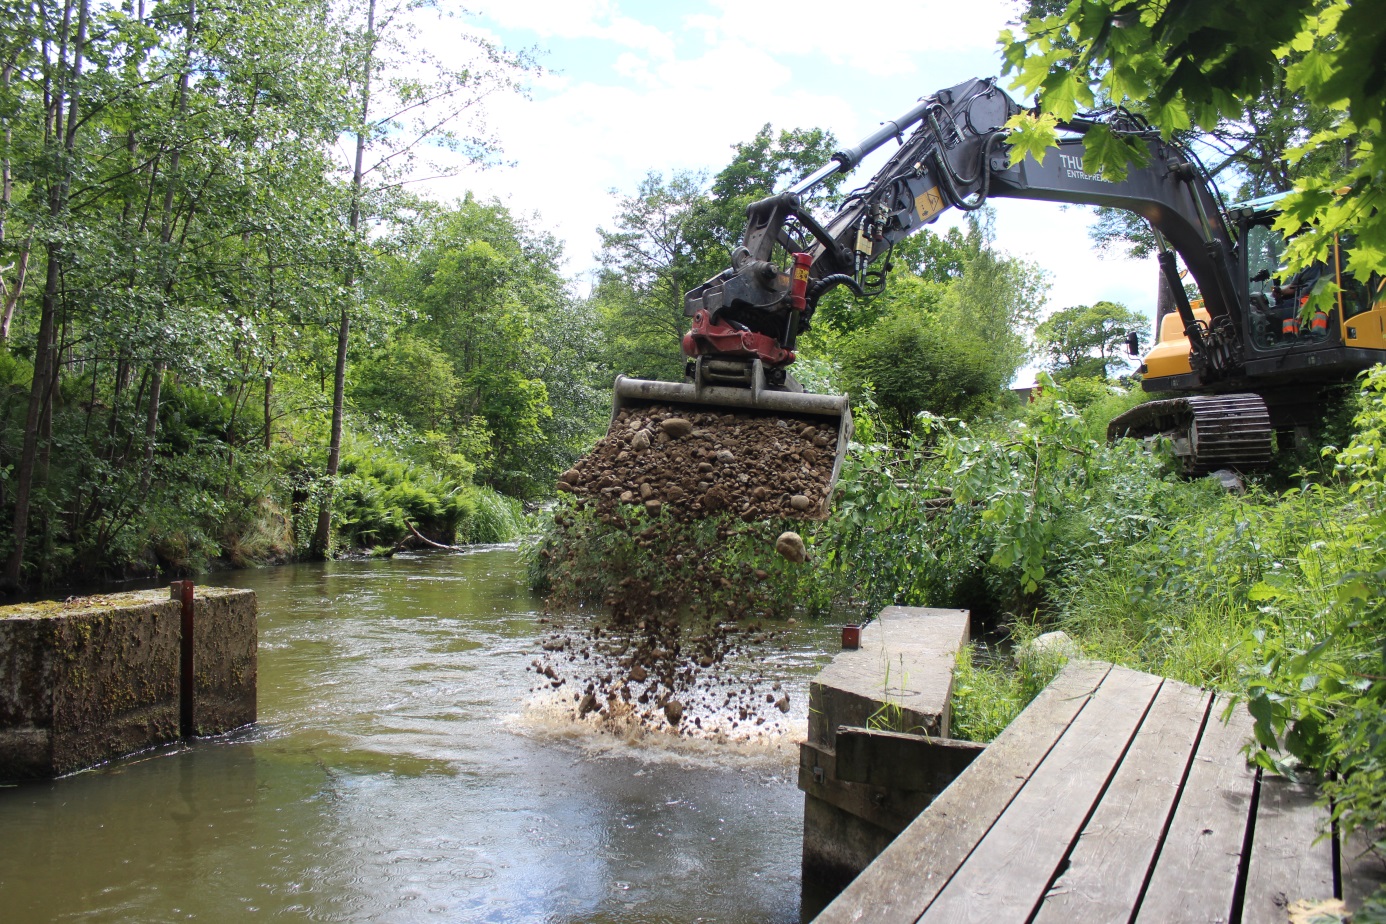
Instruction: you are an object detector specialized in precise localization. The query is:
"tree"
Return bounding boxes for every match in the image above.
[593,126,842,383]
[309,0,535,557]
[1035,301,1150,381]
[1001,0,1386,295]
[840,214,1047,433]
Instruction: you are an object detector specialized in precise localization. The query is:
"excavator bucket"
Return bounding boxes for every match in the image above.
[609,362,854,519]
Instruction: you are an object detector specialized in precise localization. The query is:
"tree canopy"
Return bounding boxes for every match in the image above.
[1001,0,1385,294]
[1035,300,1149,381]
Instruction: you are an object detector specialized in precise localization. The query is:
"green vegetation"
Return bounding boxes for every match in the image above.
[0,2,599,587]
[1003,0,1384,311]
[768,369,1384,854]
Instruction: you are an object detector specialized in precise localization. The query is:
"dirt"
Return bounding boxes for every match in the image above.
[526,607,798,739]
[533,404,847,737]
[556,404,840,523]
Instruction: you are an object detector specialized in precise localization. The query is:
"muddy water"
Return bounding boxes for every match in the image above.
[0,548,837,922]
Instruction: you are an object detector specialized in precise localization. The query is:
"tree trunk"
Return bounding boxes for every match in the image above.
[4,0,87,590]
[309,0,375,559]
[137,362,164,497]
[310,309,349,556]
[4,252,60,589]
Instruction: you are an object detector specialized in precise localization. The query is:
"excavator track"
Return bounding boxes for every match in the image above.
[1107,394,1273,474]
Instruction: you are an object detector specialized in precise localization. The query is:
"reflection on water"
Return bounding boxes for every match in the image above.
[0,548,836,922]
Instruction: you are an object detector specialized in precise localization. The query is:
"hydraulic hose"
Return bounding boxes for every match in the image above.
[806,274,866,312]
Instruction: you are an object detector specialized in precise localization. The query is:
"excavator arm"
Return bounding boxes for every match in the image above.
[683,76,1245,382]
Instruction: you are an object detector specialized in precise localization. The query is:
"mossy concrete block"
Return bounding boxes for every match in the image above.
[190,586,257,735]
[0,585,258,781]
[0,590,181,780]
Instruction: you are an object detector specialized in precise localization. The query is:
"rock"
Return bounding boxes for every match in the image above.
[698,655,713,668]
[578,692,598,717]
[753,569,768,580]
[715,449,736,463]
[630,430,651,451]
[1017,630,1080,664]
[789,494,812,511]
[776,694,790,713]
[663,700,684,726]
[1209,468,1246,494]
[660,418,693,438]
[629,664,648,683]
[559,468,581,485]
[639,482,654,500]
[619,490,636,503]
[775,531,807,563]
[644,499,663,516]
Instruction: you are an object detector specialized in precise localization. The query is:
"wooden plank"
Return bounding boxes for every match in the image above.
[799,740,936,835]
[1241,776,1335,923]
[835,727,985,793]
[1032,680,1211,924]
[917,666,1165,923]
[808,607,970,748]
[1134,698,1257,924]
[1341,827,1386,912]
[811,660,1111,924]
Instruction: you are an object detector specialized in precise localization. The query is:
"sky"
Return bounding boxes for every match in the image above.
[409,0,1159,379]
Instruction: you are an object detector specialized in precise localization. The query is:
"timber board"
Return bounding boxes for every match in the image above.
[1031,680,1211,924]
[810,661,1378,923]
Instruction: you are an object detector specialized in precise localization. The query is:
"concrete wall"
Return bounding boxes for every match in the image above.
[0,585,256,781]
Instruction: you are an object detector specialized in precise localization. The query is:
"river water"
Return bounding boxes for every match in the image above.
[0,547,839,923]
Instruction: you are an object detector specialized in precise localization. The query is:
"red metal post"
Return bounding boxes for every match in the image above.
[172,580,195,736]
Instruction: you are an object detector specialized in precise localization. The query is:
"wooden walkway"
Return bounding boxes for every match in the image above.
[813,661,1386,923]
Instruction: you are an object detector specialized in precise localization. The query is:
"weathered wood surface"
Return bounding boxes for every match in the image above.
[1032,681,1211,924]
[920,668,1163,923]
[834,727,984,793]
[812,661,1110,924]
[808,607,969,748]
[1133,697,1258,923]
[1241,776,1335,924]
[811,661,1380,923]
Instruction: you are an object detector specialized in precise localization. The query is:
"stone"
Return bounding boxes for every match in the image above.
[776,531,807,563]
[630,430,651,451]
[0,586,257,781]
[715,449,736,463]
[660,418,693,438]
[1017,630,1080,664]
[644,499,663,516]
[578,692,598,717]
[663,700,684,726]
[559,468,581,485]
[789,494,813,511]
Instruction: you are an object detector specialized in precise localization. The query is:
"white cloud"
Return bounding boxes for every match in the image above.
[459,0,675,59]
[686,0,1019,76]
[411,0,1149,331]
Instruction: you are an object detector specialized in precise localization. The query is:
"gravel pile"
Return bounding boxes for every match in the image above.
[556,404,841,522]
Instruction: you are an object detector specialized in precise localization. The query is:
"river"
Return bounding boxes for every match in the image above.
[0,547,840,922]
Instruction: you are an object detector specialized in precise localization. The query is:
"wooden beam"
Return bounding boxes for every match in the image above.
[1133,698,1258,923]
[834,727,984,793]
[1241,776,1335,923]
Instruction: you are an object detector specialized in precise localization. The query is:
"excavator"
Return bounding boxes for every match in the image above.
[610,76,1386,487]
